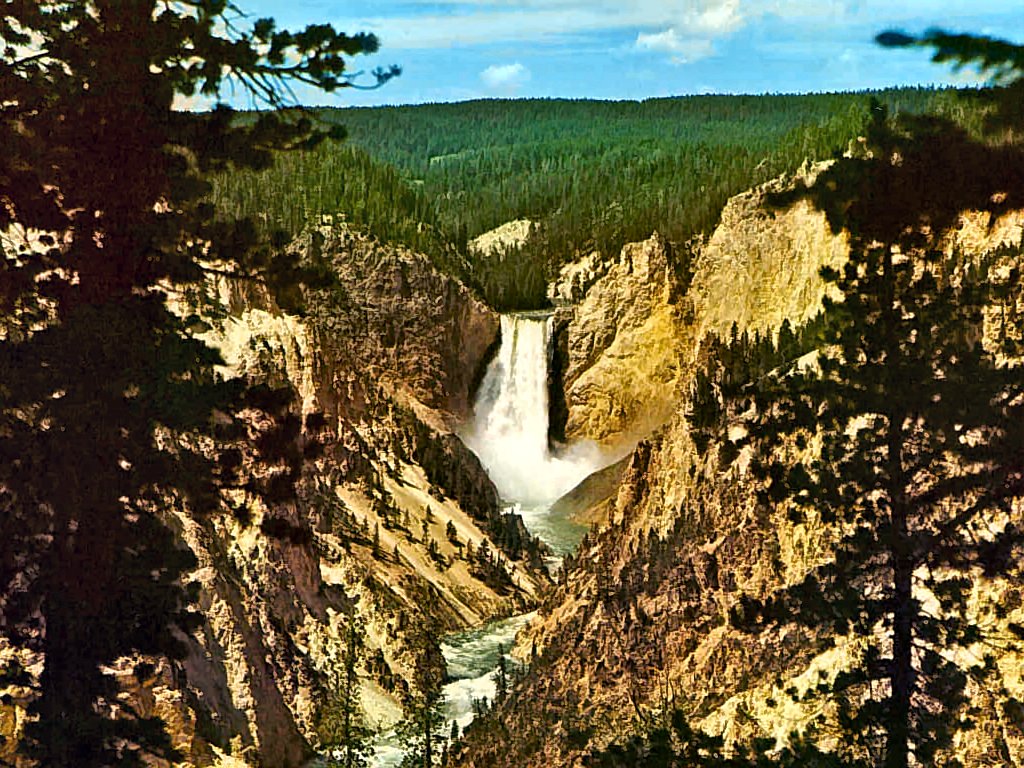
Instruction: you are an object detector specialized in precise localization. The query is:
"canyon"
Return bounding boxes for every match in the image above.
[4,169,1022,768]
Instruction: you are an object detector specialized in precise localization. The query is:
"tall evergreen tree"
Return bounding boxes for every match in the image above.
[0,2,395,764]
[494,643,509,703]
[731,51,1024,768]
[399,631,446,768]
[319,616,373,768]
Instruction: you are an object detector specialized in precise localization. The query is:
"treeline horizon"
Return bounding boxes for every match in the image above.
[250,83,974,113]
[211,87,989,310]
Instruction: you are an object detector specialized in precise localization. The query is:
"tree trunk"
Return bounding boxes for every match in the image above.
[343,621,358,768]
[35,552,101,767]
[882,242,913,768]
[424,708,433,768]
[886,512,915,768]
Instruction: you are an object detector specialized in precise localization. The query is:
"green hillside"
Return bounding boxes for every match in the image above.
[210,88,982,309]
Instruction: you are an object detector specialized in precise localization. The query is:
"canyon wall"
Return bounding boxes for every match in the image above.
[0,224,548,767]
[549,165,848,453]
[551,233,690,449]
[175,226,550,766]
[458,172,1024,767]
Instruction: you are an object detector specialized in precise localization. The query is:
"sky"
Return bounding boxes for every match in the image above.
[236,1,1023,107]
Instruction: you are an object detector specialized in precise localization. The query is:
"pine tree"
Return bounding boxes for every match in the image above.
[0,2,396,764]
[495,643,509,702]
[318,616,373,768]
[733,95,1024,767]
[399,676,446,768]
[399,629,447,768]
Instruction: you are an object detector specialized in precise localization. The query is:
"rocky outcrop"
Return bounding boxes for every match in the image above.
[297,225,500,423]
[458,173,1024,768]
[691,163,848,339]
[548,456,628,528]
[469,219,534,259]
[545,164,848,455]
[554,233,692,448]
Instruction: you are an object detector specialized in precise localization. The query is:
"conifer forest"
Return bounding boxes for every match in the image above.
[3,4,1024,768]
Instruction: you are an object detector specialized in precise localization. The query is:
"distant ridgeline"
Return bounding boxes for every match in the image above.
[210,89,982,310]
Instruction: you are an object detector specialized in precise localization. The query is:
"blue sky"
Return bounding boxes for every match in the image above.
[237,1,1022,106]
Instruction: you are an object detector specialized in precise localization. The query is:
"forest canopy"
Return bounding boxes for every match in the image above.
[211,87,988,309]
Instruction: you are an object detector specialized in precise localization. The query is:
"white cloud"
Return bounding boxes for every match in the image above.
[339,0,1017,53]
[636,28,716,64]
[347,0,757,51]
[692,0,744,35]
[481,62,531,90]
[630,0,744,64]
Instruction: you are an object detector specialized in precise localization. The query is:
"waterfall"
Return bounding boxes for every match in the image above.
[366,315,608,767]
[464,313,602,513]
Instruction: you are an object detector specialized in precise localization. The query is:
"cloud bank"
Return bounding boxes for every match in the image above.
[331,0,1017,56]
[481,62,531,90]
[355,0,755,51]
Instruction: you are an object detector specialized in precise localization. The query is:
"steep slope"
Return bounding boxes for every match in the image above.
[0,224,548,767]
[550,233,691,449]
[456,173,1024,768]
[177,225,549,765]
[548,165,847,453]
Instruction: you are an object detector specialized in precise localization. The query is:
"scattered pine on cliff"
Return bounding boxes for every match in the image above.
[456,30,1024,768]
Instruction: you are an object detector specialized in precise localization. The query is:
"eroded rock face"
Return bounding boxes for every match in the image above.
[549,166,850,454]
[457,175,1024,768]
[297,225,500,423]
[0,225,544,767]
[557,233,691,448]
[469,219,534,260]
[546,165,849,456]
[692,164,848,339]
[159,227,547,764]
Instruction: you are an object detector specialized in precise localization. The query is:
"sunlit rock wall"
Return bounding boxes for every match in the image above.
[459,171,1024,768]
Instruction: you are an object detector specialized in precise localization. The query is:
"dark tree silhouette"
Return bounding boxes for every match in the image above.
[878,28,1024,137]
[730,33,1024,768]
[495,643,509,702]
[585,710,862,768]
[0,2,395,764]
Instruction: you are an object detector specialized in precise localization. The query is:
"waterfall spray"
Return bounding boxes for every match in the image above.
[464,313,602,508]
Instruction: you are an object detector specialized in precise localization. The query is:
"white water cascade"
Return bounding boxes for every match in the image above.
[463,313,604,551]
[367,312,608,767]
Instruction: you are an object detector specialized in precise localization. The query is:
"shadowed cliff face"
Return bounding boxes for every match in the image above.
[456,174,1024,768]
[294,225,501,425]
[0,224,547,767]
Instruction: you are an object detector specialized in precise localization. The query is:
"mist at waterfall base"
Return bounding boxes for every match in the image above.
[368,314,611,766]
[463,314,607,553]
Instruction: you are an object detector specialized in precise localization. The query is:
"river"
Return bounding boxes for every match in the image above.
[370,312,605,766]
